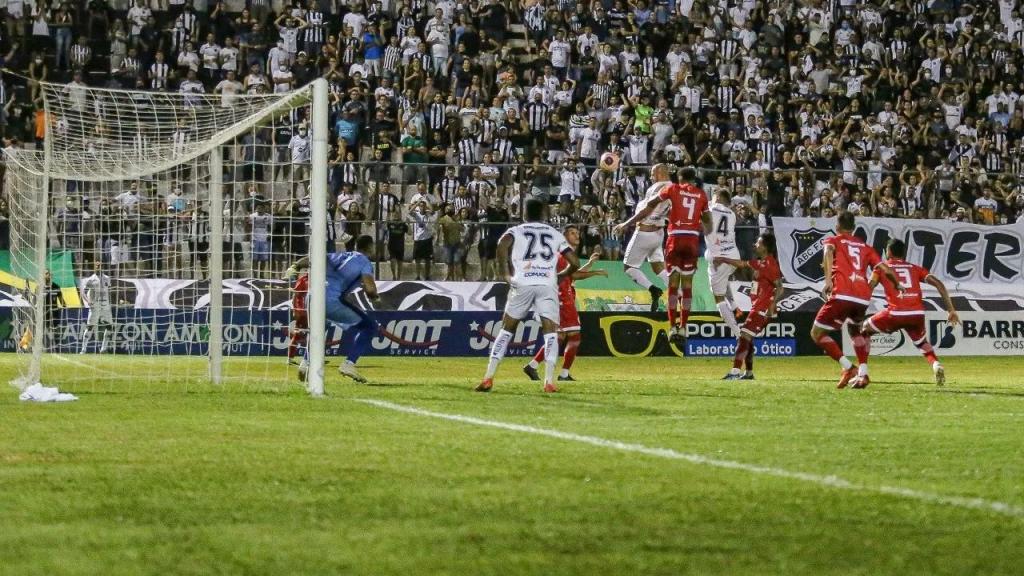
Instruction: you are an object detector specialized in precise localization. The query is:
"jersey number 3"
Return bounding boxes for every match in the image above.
[523,232,554,261]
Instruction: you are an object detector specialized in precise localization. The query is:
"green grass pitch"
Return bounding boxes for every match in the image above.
[2,354,1023,575]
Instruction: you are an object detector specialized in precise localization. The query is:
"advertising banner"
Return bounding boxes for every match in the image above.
[771,217,1024,312]
[1,309,819,357]
[843,311,1024,357]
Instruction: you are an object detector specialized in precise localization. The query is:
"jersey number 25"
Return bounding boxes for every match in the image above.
[523,232,554,261]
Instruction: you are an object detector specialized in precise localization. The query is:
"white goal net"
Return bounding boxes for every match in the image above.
[6,79,331,395]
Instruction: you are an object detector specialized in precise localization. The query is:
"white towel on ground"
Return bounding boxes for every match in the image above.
[19,383,79,403]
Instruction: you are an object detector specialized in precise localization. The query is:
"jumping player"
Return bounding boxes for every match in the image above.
[860,239,959,385]
[706,189,741,336]
[810,211,902,389]
[291,235,380,384]
[714,233,783,380]
[614,165,710,344]
[80,261,115,354]
[478,199,580,393]
[621,172,671,312]
[523,225,608,382]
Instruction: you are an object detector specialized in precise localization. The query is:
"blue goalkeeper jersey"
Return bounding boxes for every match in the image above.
[326,251,373,301]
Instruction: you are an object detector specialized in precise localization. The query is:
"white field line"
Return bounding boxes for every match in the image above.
[356,398,1024,520]
[51,353,124,377]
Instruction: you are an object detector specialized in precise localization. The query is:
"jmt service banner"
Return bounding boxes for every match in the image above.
[772,217,1024,287]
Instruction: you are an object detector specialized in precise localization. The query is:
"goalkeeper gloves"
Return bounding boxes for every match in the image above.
[284,265,299,281]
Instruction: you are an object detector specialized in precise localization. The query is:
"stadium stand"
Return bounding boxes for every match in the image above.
[2,0,1024,280]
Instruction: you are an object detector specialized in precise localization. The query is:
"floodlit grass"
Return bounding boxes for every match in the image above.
[2,354,1023,575]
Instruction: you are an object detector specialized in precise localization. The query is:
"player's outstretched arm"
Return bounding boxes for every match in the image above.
[495,234,514,284]
[613,199,661,235]
[712,256,746,269]
[572,252,608,279]
[875,262,903,292]
[924,274,960,325]
[822,244,835,299]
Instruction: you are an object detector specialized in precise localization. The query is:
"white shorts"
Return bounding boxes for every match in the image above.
[708,261,736,296]
[87,306,114,327]
[505,284,560,324]
[623,229,665,268]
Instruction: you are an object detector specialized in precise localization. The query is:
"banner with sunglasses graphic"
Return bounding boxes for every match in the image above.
[580,312,809,357]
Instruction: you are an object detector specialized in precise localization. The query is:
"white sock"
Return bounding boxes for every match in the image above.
[99,330,110,352]
[625,267,653,290]
[839,356,853,370]
[858,363,869,377]
[484,329,514,379]
[560,368,570,378]
[543,333,559,385]
[527,359,539,369]
[80,329,91,353]
[658,269,670,286]
[932,361,942,370]
[729,367,741,375]
[717,300,739,333]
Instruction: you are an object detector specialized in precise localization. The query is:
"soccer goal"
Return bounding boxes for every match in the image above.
[6,79,332,396]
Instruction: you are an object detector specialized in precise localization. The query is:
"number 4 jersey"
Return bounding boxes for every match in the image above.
[825,233,881,305]
[503,223,573,287]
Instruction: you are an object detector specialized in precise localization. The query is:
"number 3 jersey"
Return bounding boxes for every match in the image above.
[503,222,572,287]
[825,233,881,305]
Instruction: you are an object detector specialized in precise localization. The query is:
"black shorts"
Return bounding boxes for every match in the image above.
[388,240,405,261]
[190,241,209,263]
[413,239,434,260]
[483,239,498,260]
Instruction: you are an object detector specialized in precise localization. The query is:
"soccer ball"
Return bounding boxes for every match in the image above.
[599,152,620,172]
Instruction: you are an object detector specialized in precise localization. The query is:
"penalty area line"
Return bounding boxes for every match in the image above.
[355,398,1024,520]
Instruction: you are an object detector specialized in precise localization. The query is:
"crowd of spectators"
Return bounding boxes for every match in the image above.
[2,0,1024,281]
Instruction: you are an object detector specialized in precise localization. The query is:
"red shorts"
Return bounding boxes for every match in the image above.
[740,309,770,337]
[665,234,700,276]
[867,309,926,343]
[814,298,868,331]
[559,301,580,332]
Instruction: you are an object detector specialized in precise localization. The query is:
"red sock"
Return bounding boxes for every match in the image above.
[562,333,580,371]
[733,338,750,369]
[532,342,546,364]
[852,333,869,365]
[667,292,679,327]
[288,332,301,359]
[918,342,939,364]
[679,287,692,328]
[745,342,754,372]
[815,334,844,361]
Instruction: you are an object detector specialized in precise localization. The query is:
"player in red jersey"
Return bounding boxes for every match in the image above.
[523,225,607,382]
[614,165,711,345]
[287,269,310,363]
[860,239,959,385]
[714,232,783,380]
[810,211,902,389]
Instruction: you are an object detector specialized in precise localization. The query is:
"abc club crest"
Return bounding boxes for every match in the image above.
[790,228,832,282]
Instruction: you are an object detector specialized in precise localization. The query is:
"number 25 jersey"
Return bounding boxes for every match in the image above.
[502,223,572,287]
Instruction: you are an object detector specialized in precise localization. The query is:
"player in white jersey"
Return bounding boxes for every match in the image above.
[80,262,115,354]
[705,189,741,336]
[621,174,672,311]
[478,199,580,393]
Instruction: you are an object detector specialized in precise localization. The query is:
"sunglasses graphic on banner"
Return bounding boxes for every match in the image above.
[598,315,722,358]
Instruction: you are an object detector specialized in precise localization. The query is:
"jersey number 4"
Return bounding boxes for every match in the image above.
[523,231,555,261]
[716,214,729,235]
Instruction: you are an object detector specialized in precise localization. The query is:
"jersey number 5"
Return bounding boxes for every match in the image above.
[847,245,862,270]
[523,232,554,261]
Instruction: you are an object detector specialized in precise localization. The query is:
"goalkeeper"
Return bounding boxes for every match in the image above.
[287,235,380,384]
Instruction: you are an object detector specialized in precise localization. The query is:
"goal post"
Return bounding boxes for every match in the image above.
[6,78,331,396]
